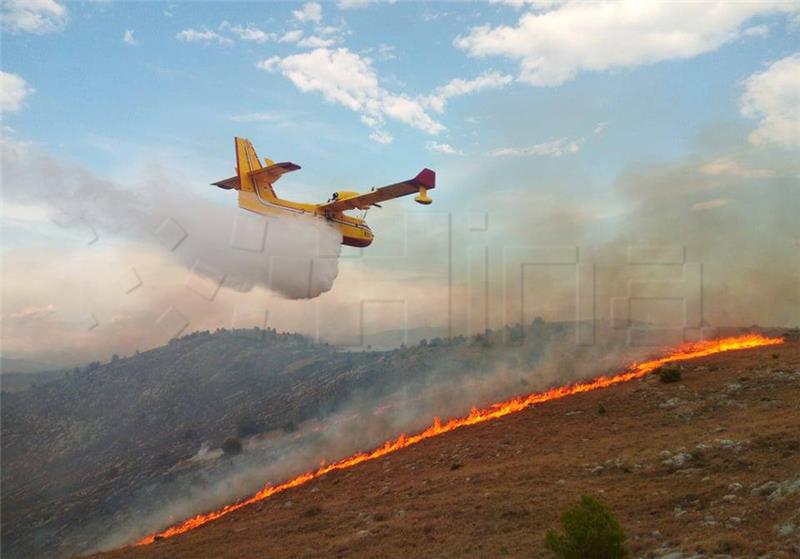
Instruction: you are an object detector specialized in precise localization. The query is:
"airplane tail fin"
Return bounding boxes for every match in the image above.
[235,137,263,193]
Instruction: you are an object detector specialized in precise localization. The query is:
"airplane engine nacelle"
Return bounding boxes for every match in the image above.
[332,191,360,201]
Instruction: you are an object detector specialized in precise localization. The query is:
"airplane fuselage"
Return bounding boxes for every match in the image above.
[238,190,374,248]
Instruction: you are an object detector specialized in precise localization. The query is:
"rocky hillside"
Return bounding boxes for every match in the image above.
[1,322,575,559]
[91,339,800,559]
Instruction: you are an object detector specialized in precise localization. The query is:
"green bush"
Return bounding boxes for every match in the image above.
[658,365,682,384]
[221,437,243,455]
[545,494,629,559]
[236,415,261,437]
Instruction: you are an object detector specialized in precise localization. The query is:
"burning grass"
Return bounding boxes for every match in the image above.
[132,334,783,547]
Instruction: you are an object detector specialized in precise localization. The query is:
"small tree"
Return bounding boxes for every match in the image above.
[545,494,629,559]
[221,437,243,455]
[658,365,682,384]
[236,415,261,437]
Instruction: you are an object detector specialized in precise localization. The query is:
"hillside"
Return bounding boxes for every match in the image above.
[2,322,583,559]
[92,340,800,559]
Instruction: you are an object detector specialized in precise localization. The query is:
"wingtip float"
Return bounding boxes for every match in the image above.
[212,137,436,248]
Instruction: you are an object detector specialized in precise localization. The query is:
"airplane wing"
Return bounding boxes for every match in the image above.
[211,162,300,190]
[318,169,436,212]
[212,176,240,190]
[251,161,301,185]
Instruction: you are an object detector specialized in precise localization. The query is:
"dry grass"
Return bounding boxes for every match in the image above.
[92,341,800,559]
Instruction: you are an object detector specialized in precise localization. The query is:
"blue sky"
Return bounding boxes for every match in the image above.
[2,1,799,363]
[4,2,796,189]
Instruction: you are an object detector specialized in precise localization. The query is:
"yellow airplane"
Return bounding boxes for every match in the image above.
[212,137,436,247]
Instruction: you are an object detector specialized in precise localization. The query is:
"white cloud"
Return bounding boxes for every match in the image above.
[337,0,395,9]
[740,52,800,148]
[593,122,608,135]
[369,130,393,144]
[426,141,463,155]
[279,29,304,43]
[0,71,35,113]
[298,35,336,48]
[489,137,583,157]
[743,24,769,38]
[691,198,733,212]
[293,2,323,24]
[421,71,513,112]
[456,1,799,86]
[489,0,565,8]
[176,28,233,46]
[1,0,67,34]
[123,29,137,46]
[258,48,445,141]
[230,112,281,122]
[699,157,775,178]
[219,21,275,43]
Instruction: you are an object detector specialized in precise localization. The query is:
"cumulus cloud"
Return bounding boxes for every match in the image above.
[279,29,304,43]
[369,129,393,144]
[1,0,67,34]
[426,141,463,155]
[455,1,799,86]
[176,28,233,46]
[421,71,513,113]
[123,30,137,46]
[489,137,583,157]
[297,35,336,48]
[257,48,445,141]
[0,71,35,113]
[219,21,275,43]
[293,2,323,24]
[740,52,800,148]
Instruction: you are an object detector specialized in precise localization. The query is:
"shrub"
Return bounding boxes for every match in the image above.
[545,494,629,559]
[221,437,243,455]
[236,415,261,437]
[597,404,607,415]
[658,365,682,384]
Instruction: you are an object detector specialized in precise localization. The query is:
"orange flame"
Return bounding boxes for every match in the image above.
[134,334,783,546]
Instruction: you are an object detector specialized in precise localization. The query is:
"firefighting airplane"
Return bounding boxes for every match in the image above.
[212,137,436,247]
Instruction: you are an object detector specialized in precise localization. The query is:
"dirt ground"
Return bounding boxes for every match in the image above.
[92,341,800,559]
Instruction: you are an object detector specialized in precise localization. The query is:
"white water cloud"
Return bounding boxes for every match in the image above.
[740,52,800,148]
[456,1,799,86]
[0,71,35,113]
[1,136,343,300]
[1,0,67,34]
